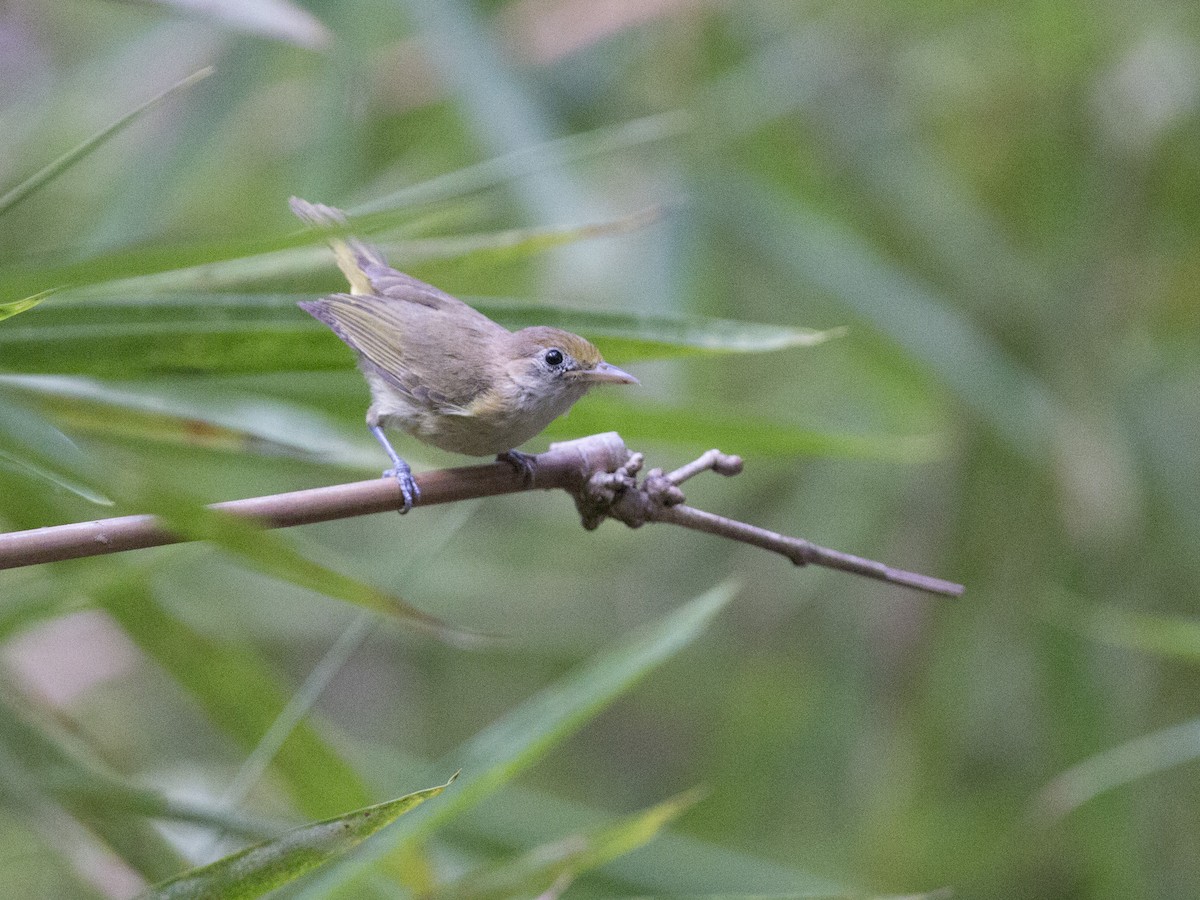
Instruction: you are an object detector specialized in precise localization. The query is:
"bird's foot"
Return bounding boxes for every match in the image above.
[383,462,420,514]
[497,449,537,486]
[369,423,419,514]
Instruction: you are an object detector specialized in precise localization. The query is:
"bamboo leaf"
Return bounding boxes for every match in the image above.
[477,300,844,360]
[0,208,659,303]
[98,574,374,822]
[0,289,55,322]
[708,173,1062,461]
[296,582,737,896]
[132,486,484,647]
[550,395,943,461]
[429,790,701,900]
[0,68,213,220]
[0,293,840,377]
[2,375,371,465]
[140,775,456,900]
[0,390,112,505]
[1079,603,1200,664]
[0,688,186,881]
[1035,719,1200,823]
[351,111,689,215]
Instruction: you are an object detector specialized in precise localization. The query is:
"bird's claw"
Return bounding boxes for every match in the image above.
[383,465,420,514]
[497,450,537,486]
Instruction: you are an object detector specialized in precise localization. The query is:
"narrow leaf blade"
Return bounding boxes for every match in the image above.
[140,775,456,900]
[432,790,701,900]
[296,581,737,895]
[135,486,482,646]
[0,289,55,322]
[0,68,214,219]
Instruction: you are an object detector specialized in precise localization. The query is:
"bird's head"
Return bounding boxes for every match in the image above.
[503,327,638,408]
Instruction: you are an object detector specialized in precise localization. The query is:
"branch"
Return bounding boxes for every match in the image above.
[0,433,962,597]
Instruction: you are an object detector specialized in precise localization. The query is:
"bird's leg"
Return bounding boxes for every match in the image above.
[497,449,537,486]
[370,424,419,513]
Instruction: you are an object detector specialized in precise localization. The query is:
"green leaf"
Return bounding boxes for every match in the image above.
[1079,604,1200,664]
[0,689,276,841]
[0,389,112,505]
[549,394,943,461]
[708,173,1062,461]
[0,68,214,220]
[0,688,187,881]
[0,294,333,377]
[98,574,375,822]
[0,289,55,322]
[139,775,456,900]
[0,208,659,304]
[1034,719,1200,823]
[2,375,371,465]
[132,485,483,646]
[0,292,838,378]
[443,582,733,820]
[351,111,689,215]
[430,790,701,900]
[296,581,737,895]
[476,300,844,360]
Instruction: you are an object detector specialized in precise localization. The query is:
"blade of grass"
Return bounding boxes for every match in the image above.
[352,110,690,215]
[0,689,278,840]
[198,499,480,861]
[129,484,483,646]
[336,739,844,896]
[1034,718,1200,823]
[0,202,657,307]
[0,292,840,377]
[0,289,55,322]
[61,207,661,297]
[428,790,701,900]
[549,394,943,462]
[296,580,737,896]
[2,374,373,466]
[0,685,185,881]
[97,571,376,821]
[140,775,456,900]
[708,172,1061,460]
[0,389,111,505]
[1079,604,1200,664]
[0,68,214,220]
[476,300,844,360]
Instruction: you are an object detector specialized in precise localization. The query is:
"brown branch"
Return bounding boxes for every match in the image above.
[0,433,962,597]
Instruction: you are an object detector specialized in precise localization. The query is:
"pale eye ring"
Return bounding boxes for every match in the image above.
[544,348,564,367]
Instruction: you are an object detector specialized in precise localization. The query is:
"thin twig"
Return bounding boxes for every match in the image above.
[0,433,962,597]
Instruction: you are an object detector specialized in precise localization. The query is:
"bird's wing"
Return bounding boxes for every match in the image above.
[299,292,498,413]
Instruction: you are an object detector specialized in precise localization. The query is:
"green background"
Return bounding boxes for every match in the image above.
[2,0,1199,897]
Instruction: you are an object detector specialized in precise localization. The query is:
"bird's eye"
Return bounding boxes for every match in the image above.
[544,348,564,367]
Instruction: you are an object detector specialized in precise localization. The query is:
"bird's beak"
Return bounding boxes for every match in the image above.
[573,362,639,385]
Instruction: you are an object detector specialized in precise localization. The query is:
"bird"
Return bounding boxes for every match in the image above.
[291,197,638,512]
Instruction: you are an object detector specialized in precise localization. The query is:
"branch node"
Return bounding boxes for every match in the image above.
[573,446,738,531]
[666,449,744,485]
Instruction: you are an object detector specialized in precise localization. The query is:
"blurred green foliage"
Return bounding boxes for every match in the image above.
[1,0,1199,897]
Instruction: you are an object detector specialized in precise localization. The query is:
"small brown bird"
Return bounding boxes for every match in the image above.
[291,197,638,511]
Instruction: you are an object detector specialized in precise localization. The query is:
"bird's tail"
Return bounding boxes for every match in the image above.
[289,196,385,296]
